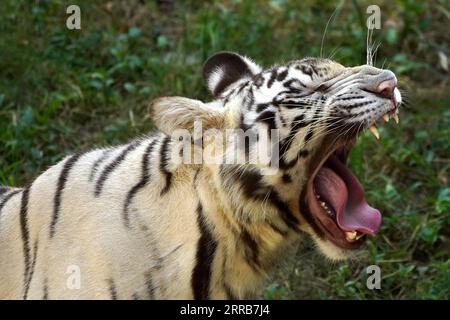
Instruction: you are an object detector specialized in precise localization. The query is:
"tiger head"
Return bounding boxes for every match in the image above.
[150,52,401,260]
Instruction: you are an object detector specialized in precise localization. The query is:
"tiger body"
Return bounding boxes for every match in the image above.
[0,52,401,299]
[0,135,295,299]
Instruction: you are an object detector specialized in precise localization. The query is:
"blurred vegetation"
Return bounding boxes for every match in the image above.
[0,0,449,299]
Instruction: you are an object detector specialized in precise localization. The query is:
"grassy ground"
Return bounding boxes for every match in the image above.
[0,0,449,299]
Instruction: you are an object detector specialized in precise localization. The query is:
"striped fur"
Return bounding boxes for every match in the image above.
[0,52,401,299]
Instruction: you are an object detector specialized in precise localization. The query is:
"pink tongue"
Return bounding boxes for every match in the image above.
[314,158,382,235]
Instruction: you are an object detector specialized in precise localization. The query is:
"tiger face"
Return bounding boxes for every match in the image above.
[151,52,401,260]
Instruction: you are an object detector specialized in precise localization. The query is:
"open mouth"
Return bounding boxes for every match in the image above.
[306,139,381,249]
[305,111,399,250]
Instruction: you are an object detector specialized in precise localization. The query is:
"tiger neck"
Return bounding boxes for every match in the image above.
[193,164,303,298]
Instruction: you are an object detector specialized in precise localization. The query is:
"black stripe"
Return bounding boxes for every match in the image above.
[341,100,374,109]
[304,127,314,143]
[221,258,238,299]
[268,221,289,237]
[132,292,140,300]
[239,113,251,132]
[267,69,278,88]
[221,166,300,232]
[278,154,299,170]
[191,203,218,300]
[283,79,307,91]
[281,173,292,183]
[0,189,21,215]
[223,282,238,300]
[237,115,253,161]
[224,166,296,234]
[50,153,82,238]
[279,148,309,170]
[298,149,309,157]
[276,69,288,82]
[315,83,331,92]
[123,140,158,228]
[236,80,249,94]
[279,113,288,127]
[19,187,31,298]
[303,105,323,145]
[24,239,38,299]
[233,167,265,199]
[278,100,313,109]
[299,65,314,80]
[246,86,255,108]
[88,149,111,182]
[335,95,365,101]
[267,190,300,232]
[253,73,265,88]
[241,229,260,270]
[256,110,277,130]
[159,136,172,195]
[279,114,308,155]
[108,279,118,300]
[95,141,141,197]
[146,272,156,299]
[0,186,9,195]
[224,88,236,103]
[255,103,270,113]
[193,168,201,185]
[43,278,49,300]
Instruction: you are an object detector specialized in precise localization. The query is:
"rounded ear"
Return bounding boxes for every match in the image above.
[202,51,262,98]
[149,96,226,135]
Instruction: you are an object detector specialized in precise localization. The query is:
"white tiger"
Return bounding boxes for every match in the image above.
[0,52,401,300]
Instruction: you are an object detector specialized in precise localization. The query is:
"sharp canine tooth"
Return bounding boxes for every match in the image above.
[368,125,380,140]
[345,231,357,241]
[393,114,399,124]
[382,114,389,122]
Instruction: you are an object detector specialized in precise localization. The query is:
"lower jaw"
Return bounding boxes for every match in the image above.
[305,179,365,250]
[302,140,366,251]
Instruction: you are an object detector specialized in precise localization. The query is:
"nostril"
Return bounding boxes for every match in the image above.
[376,78,397,99]
[379,87,393,99]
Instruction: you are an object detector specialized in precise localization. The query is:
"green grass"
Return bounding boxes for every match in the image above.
[0,0,449,299]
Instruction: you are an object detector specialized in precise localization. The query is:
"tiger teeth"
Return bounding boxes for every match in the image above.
[318,201,335,217]
[393,114,399,124]
[368,125,380,140]
[345,231,357,241]
[355,233,365,240]
[382,114,389,122]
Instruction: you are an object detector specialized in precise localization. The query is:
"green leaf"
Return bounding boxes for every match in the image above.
[128,27,141,38]
[436,188,450,214]
[123,82,136,93]
[420,226,438,245]
[156,35,169,49]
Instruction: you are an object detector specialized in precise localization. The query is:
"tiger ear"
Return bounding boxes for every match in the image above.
[203,51,262,98]
[149,96,226,135]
